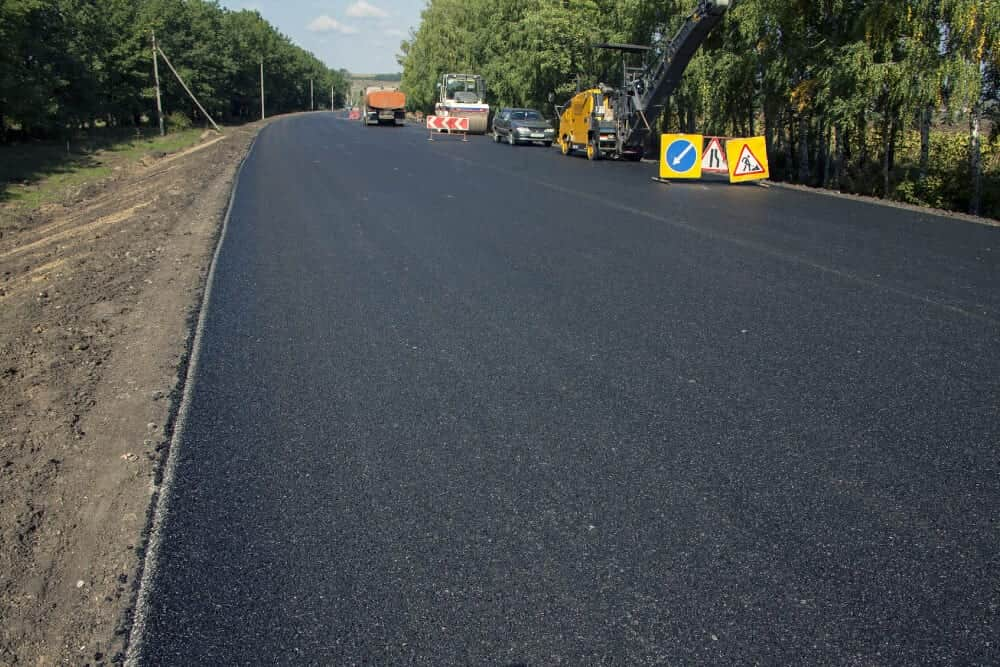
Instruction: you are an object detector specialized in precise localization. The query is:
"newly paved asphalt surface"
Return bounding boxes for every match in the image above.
[137,113,1000,664]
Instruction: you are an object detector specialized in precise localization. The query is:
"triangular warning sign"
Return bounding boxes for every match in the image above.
[726,136,769,183]
[733,144,766,176]
[701,137,728,173]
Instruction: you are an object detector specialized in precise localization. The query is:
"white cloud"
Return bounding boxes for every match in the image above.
[307,15,359,34]
[346,1,389,18]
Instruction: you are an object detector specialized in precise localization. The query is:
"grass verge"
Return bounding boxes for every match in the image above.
[0,128,206,213]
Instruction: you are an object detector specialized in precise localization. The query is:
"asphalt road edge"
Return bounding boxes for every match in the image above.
[122,127,264,666]
[760,179,1000,227]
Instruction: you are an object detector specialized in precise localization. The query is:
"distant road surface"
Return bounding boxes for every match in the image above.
[133,113,1000,664]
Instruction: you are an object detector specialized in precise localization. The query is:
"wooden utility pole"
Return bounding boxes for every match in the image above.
[152,30,165,136]
[331,85,335,111]
[260,60,265,120]
[155,45,222,133]
[310,79,314,111]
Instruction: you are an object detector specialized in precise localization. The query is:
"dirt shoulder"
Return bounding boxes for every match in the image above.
[0,120,268,665]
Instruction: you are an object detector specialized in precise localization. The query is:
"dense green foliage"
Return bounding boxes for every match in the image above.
[0,0,349,138]
[399,0,1000,217]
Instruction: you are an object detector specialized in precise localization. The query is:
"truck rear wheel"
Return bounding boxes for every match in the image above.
[560,138,570,155]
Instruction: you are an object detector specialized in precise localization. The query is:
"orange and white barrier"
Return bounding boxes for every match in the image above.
[426,115,469,142]
[426,115,470,131]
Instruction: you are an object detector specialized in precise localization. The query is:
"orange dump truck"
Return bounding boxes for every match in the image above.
[362,87,406,126]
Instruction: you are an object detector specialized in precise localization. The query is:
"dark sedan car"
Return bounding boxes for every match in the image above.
[492,108,555,146]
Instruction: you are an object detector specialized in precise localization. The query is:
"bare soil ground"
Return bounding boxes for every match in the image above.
[0,120,266,665]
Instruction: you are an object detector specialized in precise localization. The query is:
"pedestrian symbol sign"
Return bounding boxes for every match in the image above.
[660,134,703,179]
[726,136,769,183]
[701,136,728,174]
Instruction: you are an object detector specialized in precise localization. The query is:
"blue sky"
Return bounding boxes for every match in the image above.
[219,0,424,74]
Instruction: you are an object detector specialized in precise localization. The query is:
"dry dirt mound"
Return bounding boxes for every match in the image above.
[0,121,264,665]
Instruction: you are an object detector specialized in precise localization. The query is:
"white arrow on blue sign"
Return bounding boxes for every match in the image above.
[666,138,698,171]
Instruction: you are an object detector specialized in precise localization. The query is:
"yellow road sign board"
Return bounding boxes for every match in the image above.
[726,136,769,183]
[660,134,703,179]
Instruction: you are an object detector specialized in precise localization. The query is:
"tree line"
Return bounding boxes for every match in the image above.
[399,0,999,217]
[0,0,350,140]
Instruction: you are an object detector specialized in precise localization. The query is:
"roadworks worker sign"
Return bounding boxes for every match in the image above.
[660,134,703,179]
[726,136,769,183]
[701,136,729,174]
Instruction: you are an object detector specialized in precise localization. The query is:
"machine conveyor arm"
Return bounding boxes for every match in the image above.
[620,0,738,150]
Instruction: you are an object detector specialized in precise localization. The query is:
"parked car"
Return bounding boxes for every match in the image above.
[492,108,555,146]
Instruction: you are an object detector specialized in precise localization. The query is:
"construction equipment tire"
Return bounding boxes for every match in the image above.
[587,138,601,161]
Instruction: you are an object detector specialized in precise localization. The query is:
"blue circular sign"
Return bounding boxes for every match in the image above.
[665,139,698,172]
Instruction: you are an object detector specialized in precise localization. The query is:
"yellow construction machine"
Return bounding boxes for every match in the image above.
[556,0,737,161]
[556,85,634,161]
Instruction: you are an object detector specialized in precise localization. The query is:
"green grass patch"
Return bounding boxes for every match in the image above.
[0,128,206,212]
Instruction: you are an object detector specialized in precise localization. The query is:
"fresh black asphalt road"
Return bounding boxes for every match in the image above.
[136,113,1000,664]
